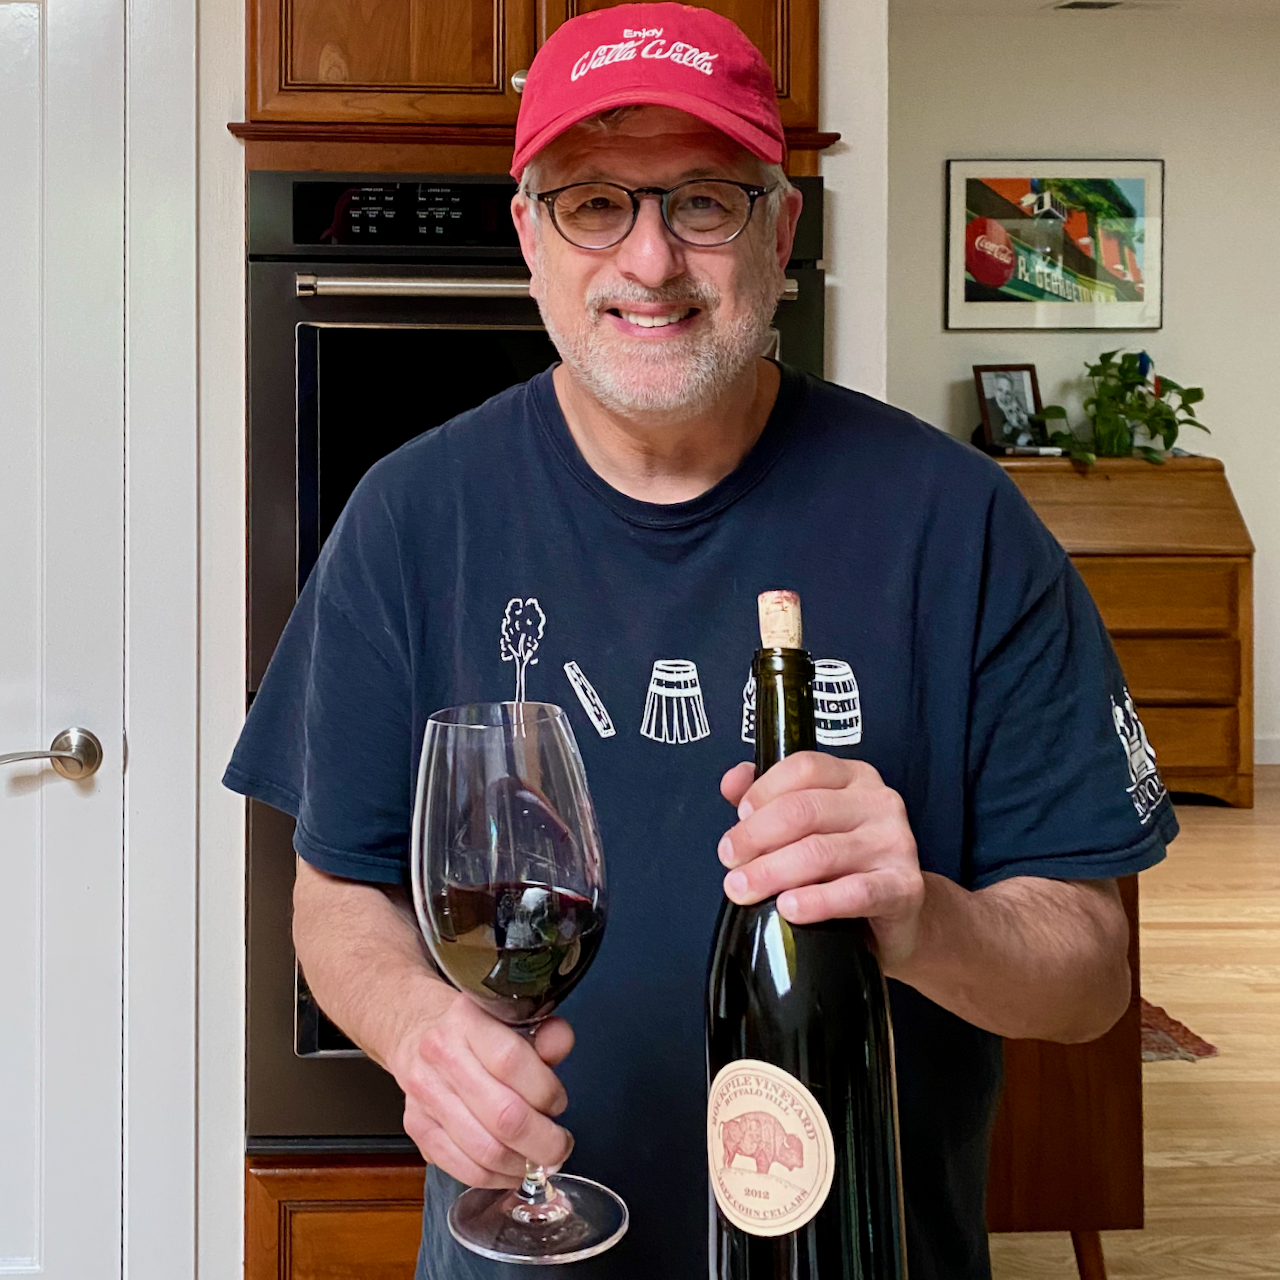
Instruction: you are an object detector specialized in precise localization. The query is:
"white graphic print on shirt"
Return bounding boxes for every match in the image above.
[563,661,616,738]
[1110,686,1166,824]
[741,673,756,744]
[500,598,545,703]
[741,660,863,747]
[814,659,862,746]
[641,660,711,744]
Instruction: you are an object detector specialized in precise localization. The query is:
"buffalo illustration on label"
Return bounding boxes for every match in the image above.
[721,1112,804,1175]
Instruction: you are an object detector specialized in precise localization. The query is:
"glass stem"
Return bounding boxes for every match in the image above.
[519,1161,552,1204]
[516,1025,555,1205]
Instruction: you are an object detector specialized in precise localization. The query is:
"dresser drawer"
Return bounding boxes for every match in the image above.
[1112,638,1240,705]
[1074,558,1240,635]
[1137,706,1238,773]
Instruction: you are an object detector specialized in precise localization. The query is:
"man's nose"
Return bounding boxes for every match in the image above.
[612,195,684,287]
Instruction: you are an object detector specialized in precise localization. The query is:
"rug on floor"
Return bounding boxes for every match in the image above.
[1141,997,1219,1062]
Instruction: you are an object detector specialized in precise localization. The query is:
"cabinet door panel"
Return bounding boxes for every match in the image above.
[251,0,535,122]
[288,1205,422,1279]
[1073,557,1240,635]
[1112,638,1240,705]
[1138,706,1238,773]
[288,0,498,89]
[538,0,817,127]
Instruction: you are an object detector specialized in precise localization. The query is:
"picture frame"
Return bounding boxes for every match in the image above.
[947,160,1164,330]
[973,364,1045,449]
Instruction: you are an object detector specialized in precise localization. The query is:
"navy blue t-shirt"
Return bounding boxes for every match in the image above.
[225,365,1176,1280]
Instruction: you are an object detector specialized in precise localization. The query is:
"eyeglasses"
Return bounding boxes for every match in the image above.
[531,179,775,251]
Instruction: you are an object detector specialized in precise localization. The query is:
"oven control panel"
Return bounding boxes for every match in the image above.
[291,180,521,248]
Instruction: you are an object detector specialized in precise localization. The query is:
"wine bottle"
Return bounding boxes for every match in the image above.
[706,590,906,1279]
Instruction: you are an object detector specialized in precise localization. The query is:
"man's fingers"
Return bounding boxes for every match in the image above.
[415,1079,532,1180]
[407,1110,522,1190]
[723,832,860,905]
[776,868,921,927]
[720,761,756,806]
[719,786,876,869]
[420,1022,573,1169]
[533,1016,574,1068]
[465,1012,570,1117]
[737,752,880,818]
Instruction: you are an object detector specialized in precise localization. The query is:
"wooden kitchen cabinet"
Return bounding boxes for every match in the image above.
[1001,457,1254,807]
[240,0,832,171]
[248,0,537,125]
[246,1154,425,1280]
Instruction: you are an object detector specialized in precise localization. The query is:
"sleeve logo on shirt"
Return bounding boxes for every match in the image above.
[741,660,863,747]
[1111,687,1166,824]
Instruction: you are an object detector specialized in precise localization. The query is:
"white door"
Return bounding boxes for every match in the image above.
[1,0,127,1272]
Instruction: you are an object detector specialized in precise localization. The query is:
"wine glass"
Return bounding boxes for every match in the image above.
[410,701,629,1264]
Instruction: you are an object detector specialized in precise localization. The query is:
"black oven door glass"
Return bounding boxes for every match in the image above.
[296,323,559,591]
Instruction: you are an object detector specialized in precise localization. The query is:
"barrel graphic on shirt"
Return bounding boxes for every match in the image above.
[641,660,711,744]
[813,660,862,745]
[741,660,862,747]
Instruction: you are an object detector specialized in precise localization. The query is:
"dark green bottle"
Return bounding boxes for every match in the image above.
[706,591,906,1279]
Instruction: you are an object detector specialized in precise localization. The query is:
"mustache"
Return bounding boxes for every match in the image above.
[585,279,720,317]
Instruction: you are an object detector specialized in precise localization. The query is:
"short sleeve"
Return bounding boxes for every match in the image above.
[965,483,1177,890]
[222,474,418,886]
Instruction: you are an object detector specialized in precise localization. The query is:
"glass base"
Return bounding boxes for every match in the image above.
[447,1174,629,1265]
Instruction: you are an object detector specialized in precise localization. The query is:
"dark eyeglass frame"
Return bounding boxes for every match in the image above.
[531,179,775,250]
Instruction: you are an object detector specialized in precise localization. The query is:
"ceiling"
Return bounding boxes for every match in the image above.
[891,0,1280,15]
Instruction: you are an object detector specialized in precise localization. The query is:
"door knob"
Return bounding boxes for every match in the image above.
[511,68,528,94]
[0,728,104,780]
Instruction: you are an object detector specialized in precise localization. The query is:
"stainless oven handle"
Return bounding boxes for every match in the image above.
[295,274,801,301]
[296,275,532,298]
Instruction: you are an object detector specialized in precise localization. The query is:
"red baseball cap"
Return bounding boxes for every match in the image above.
[510,3,784,179]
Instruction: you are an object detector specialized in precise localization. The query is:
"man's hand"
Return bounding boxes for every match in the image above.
[388,993,576,1190]
[717,757,1132,1043]
[718,753,925,972]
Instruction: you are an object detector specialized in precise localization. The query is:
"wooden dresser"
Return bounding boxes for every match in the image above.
[999,457,1255,808]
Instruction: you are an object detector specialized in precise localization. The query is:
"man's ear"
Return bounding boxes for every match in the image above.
[774,185,804,271]
[511,192,542,300]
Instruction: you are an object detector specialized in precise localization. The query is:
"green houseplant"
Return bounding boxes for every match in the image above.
[1036,350,1208,465]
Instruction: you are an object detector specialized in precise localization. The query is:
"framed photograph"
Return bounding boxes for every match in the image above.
[973,364,1045,448]
[947,160,1163,330]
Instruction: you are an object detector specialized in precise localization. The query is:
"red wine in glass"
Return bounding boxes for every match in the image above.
[411,701,628,1265]
[429,881,605,1026]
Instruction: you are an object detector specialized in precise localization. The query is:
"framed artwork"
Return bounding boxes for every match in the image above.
[947,160,1163,330]
[973,364,1045,448]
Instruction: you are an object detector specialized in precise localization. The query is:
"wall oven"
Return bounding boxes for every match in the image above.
[244,171,826,1150]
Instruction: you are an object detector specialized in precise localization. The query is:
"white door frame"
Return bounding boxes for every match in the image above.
[122,0,200,1272]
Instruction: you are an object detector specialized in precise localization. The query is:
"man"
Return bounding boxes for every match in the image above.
[989,370,1041,446]
[225,6,1176,1277]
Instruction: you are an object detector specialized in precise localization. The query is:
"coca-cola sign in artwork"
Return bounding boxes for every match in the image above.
[946,160,1163,330]
[965,217,1016,289]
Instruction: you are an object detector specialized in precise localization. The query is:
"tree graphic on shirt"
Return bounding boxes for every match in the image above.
[501,598,546,703]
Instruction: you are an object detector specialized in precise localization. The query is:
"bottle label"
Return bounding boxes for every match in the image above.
[707,1058,836,1237]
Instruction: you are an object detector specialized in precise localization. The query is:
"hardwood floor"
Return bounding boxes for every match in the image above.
[991,766,1280,1279]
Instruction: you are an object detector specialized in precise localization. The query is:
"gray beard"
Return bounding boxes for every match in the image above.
[533,253,783,419]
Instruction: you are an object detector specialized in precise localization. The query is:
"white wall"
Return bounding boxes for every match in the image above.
[196,0,247,1272]
[821,0,890,399]
[886,6,1280,763]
